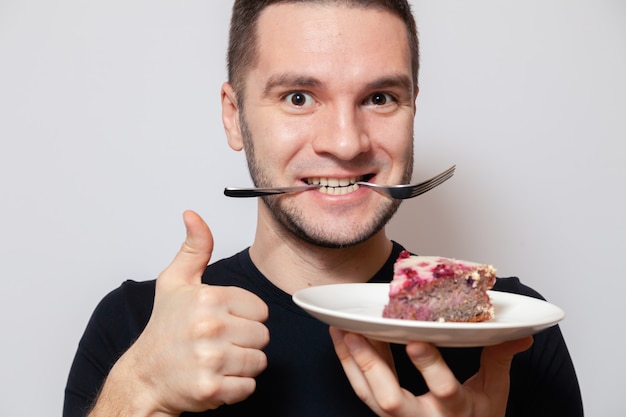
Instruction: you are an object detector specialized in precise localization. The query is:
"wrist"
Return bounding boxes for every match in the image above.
[88,347,174,417]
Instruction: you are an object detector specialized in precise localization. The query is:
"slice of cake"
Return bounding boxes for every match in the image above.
[382,251,496,322]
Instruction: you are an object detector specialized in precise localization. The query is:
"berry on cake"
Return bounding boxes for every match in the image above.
[383,251,496,322]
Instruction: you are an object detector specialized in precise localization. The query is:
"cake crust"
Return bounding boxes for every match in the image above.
[383,251,496,322]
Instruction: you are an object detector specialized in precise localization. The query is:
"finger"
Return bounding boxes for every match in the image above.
[368,338,397,377]
[221,292,270,345]
[482,336,534,369]
[187,375,258,411]
[221,345,268,378]
[226,286,269,323]
[331,328,409,415]
[209,375,258,407]
[158,210,214,290]
[198,285,269,324]
[406,342,463,403]
[479,336,533,398]
[330,327,374,402]
[331,327,395,373]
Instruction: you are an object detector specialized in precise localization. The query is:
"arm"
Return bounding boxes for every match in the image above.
[330,327,532,417]
[65,211,269,416]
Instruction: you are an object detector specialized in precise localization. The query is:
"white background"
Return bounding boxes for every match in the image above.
[1,1,624,415]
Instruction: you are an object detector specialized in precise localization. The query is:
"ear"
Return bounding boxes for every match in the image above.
[413,86,419,115]
[221,82,244,151]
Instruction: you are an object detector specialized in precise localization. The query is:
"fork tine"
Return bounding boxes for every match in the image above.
[408,167,455,197]
[417,165,455,185]
[409,174,453,197]
[409,180,445,198]
[429,165,455,182]
[356,165,456,199]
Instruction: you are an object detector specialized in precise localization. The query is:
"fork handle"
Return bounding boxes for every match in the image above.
[224,185,320,197]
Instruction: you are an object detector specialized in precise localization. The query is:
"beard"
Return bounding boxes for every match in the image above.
[239,112,412,249]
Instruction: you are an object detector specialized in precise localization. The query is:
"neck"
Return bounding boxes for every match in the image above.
[249,205,393,295]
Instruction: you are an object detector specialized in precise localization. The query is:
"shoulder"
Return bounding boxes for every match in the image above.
[85,279,156,345]
[96,279,156,314]
[493,279,583,414]
[492,276,545,300]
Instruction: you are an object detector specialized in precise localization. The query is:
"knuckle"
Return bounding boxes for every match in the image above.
[257,324,270,346]
[195,376,223,400]
[193,318,226,339]
[195,376,256,407]
[353,386,370,403]
[248,350,268,374]
[355,354,378,374]
[257,301,269,320]
[234,348,267,377]
[434,380,460,400]
[195,345,227,369]
[377,393,404,413]
[223,378,257,405]
[196,284,224,306]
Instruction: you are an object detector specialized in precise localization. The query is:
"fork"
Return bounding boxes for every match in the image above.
[224,165,455,199]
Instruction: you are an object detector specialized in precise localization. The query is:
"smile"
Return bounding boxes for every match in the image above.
[305,176,366,195]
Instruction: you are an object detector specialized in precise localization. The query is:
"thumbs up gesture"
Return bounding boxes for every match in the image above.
[89,211,269,416]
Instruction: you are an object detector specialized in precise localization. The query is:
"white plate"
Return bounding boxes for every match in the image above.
[293,283,565,347]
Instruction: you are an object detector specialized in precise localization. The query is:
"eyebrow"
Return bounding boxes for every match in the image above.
[261,72,414,97]
[262,73,325,97]
[365,74,414,95]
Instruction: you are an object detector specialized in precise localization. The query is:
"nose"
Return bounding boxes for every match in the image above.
[311,103,371,160]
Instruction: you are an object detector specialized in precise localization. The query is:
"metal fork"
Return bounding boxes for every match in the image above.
[358,165,456,199]
[224,165,455,199]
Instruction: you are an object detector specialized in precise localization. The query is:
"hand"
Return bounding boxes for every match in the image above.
[91,211,269,416]
[330,327,533,417]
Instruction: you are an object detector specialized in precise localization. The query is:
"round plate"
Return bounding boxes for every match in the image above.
[293,283,565,347]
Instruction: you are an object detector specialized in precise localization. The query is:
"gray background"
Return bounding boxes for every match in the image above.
[1,1,624,415]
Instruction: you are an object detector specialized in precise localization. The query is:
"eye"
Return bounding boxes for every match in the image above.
[365,92,395,106]
[283,91,315,108]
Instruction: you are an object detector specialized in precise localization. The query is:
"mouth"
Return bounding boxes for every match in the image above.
[305,174,374,195]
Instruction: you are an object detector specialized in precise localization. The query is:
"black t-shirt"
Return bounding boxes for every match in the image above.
[64,242,583,416]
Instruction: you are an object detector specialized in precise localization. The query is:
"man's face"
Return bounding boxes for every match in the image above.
[226,3,417,248]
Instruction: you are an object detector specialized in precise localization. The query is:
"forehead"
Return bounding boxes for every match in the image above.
[249,3,412,90]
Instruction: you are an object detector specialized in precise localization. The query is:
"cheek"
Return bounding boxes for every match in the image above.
[249,112,314,158]
[367,114,414,157]
[399,134,414,162]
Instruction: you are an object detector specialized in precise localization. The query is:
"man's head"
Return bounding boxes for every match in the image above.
[227,0,419,105]
[221,1,418,248]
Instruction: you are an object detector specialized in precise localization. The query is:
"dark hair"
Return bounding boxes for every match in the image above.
[227,0,419,102]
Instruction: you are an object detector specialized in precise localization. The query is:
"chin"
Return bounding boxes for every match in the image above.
[290,215,391,249]
[264,192,400,248]
[302,233,371,249]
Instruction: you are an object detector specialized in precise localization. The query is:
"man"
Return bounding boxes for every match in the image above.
[64,1,583,416]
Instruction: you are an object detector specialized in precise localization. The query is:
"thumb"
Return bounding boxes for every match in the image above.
[481,336,534,373]
[476,336,534,399]
[158,210,214,290]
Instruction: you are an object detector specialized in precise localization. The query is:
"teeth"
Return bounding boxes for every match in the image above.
[306,176,361,195]
[307,176,359,186]
[319,184,360,195]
